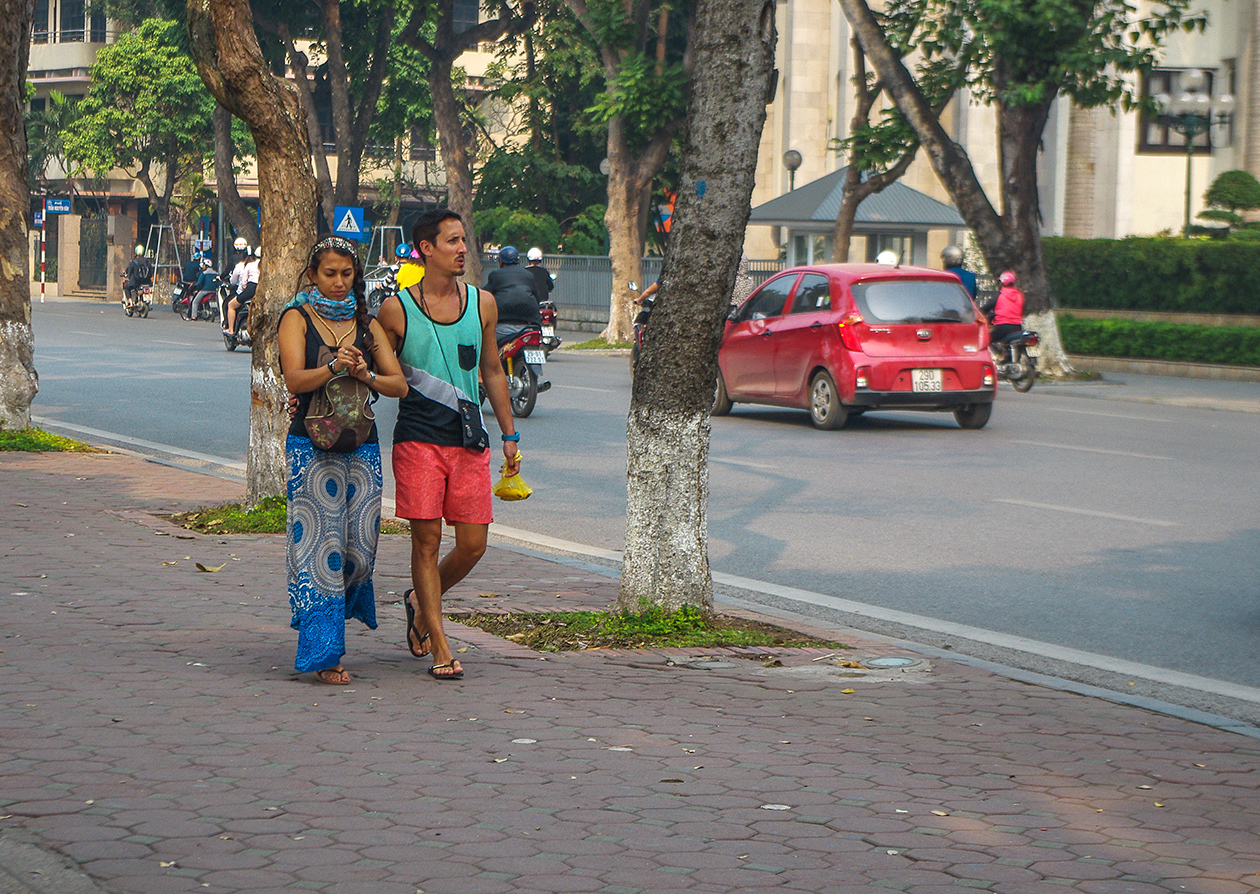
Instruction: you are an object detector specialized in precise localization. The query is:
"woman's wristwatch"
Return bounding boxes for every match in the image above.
[326,359,338,376]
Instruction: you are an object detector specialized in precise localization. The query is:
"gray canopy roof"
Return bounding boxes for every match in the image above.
[749,166,965,229]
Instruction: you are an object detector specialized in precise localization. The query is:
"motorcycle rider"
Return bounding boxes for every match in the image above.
[122,245,153,307]
[524,247,554,303]
[989,270,1025,364]
[224,241,260,337]
[484,246,542,345]
[941,245,978,301]
[186,257,219,321]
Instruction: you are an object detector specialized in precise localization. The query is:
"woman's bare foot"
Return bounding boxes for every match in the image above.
[315,666,350,685]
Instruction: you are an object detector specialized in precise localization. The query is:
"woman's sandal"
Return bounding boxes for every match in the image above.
[315,667,350,685]
[427,661,464,681]
[403,589,431,658]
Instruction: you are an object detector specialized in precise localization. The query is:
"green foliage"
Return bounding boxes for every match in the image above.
[65,18,213,201]
[1058,315,1260,367]
[474,147,604,223]
[477,207,563,253]
[24,89,81,190]
[0,428,98,452]
[1043,237,1260,315]
[588,52,687,144]
[1203,170,1260,213]
[562,204,609,255]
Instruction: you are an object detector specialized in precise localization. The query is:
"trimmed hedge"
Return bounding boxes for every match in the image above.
[1058,314,1260,367]
[1043,237,1260,315]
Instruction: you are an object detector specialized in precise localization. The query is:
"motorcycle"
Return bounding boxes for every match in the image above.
[497,326,551,417]
[122,280,152,318]
[629,292,654,376]
[171,279,190,316]
[539,299,561,356]
[218,282,253,351]
[991,329,1040,392]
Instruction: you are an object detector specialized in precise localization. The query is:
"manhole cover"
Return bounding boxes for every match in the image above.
[862,656,920,669]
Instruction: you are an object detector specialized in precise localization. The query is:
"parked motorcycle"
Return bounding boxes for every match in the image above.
[539,299,561,356]
[991,329,1040,392]
[497,326,551,417]
[171,279,190,316]
[218,282,253,352]
[122,280,152,318]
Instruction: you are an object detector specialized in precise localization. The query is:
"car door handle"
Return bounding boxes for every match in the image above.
[759,329,773,337]
[809,321,822,329]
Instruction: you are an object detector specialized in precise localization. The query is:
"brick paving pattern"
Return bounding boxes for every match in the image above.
[3,451,1259,894]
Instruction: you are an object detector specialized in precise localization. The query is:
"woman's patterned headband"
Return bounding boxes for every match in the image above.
[308,236,358,267]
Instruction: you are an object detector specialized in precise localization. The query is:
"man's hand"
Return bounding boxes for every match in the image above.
[502,441,521,476]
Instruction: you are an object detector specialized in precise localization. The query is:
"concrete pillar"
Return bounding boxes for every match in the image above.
[106,212,135,303]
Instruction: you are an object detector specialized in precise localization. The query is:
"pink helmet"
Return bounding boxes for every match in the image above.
[999,270,1017,286]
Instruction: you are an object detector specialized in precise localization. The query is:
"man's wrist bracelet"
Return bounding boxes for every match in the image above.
[502,432,520,442]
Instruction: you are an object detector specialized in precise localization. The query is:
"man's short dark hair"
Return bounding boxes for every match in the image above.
[411,208,464,260]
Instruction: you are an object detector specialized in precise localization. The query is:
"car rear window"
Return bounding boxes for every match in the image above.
[851,279,976,324]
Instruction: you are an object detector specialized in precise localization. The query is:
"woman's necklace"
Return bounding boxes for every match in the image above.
[310,311,355,347]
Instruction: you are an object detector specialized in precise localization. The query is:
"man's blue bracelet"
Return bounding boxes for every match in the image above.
[502,433,520,442]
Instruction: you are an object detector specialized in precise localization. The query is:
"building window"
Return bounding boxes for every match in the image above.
[90,13,107,42]
[453,0,478,34]
[60,0,86,42]
[410,128,436,162]
[1138,69,1215,154]
[33,0,49,43]
[29,97,46,114]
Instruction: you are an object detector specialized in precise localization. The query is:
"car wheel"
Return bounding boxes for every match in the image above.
[712,371,732,416]
[953,403,992,429]
[808,371,847,430]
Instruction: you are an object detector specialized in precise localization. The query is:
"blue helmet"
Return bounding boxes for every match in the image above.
[394,242,412,259]
[499,246,520,266]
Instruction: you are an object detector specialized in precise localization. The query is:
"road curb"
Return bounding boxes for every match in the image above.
[1071,354,1260,382]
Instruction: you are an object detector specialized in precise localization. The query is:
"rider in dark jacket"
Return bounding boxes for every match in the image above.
[484,246,542,344]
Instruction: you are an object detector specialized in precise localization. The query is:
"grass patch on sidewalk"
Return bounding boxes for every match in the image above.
[453,604,849,652]
[168,497,412,535]
[570,336,633,350]
[0,427,100,452]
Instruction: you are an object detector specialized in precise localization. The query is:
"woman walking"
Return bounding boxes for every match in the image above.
[279,236,407,684]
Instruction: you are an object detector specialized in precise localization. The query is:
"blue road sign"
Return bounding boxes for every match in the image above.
[333,206,366,241]
[45,197,72,214]
[33,211,44,227]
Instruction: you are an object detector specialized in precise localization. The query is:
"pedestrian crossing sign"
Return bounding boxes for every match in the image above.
[333,206,365,241]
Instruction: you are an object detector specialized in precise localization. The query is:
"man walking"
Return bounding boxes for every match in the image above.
[375,209,521,680]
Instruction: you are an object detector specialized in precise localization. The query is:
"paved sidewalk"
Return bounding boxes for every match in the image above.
[3,451,1260,894]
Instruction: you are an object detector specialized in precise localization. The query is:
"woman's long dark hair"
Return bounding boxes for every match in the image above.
[301,238,373,355]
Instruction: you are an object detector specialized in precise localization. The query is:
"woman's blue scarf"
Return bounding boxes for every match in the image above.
[288,287,356,321]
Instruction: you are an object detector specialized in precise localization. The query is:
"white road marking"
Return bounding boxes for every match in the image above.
[71,330,105,337]
[1043,406,1168,423]
[1011,439,1171,460]
[153,339,195,347]
[710,456,780,471]
[993,498,1178,527]
[560,384,617,394]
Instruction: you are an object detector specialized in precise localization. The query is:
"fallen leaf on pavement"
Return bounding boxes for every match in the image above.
[931,810,949,816]
[841,688,855,694]
[161,561,178,566]
[196,563,226,572]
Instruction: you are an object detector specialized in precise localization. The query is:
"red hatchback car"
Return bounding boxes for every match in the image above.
[713,263,996,429]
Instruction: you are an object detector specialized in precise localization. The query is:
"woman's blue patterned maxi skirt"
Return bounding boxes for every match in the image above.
[286,435,381,673]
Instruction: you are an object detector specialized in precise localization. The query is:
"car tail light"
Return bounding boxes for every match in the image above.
[855,366,870,389]
[837,312,863,351]
[982,363,995,387]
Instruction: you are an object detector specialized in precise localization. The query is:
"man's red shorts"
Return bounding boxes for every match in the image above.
[393,442,493,524]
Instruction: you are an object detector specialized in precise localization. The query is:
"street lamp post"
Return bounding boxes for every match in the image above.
[782,150,802,191]
[1153,69,1234,237]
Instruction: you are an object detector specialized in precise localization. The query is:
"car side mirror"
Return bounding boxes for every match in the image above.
[726,306,740,323]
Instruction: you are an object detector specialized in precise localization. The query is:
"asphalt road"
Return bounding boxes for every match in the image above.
[29,298,1260,711]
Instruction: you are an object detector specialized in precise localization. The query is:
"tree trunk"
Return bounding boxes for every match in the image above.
[187,0,320,504]
[283,41,337,230]
[213,104,260,246]
[618,0,777,612]
[838,0,1072,374]
[429,56,481,284]
[0,0,37,430]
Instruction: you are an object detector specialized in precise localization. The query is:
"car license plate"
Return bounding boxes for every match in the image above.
[541,325,555,338]
[1025,344,1040,358]
[523,349,546,365]
[911,368,942,392]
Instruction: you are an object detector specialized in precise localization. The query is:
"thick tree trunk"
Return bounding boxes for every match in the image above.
[618,0,777,613]
[187,0,320,504]
[0,0,37,430]
[429,56,481,284]
[213,104,260,246]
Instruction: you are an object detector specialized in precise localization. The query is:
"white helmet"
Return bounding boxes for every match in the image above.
[251,245,262,259]
[876,250,899,265]
[526,247,543,262]
[233,237,248,252]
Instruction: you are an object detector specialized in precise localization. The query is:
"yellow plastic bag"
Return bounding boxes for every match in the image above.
[492,450,532,501]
